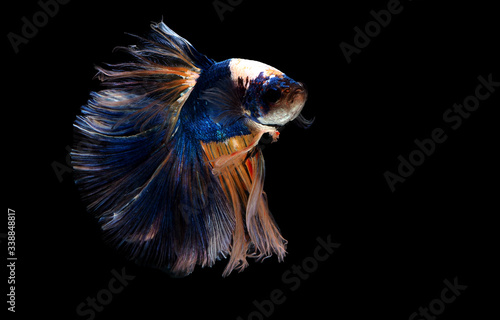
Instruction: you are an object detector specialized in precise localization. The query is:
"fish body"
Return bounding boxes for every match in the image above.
[72,22,309,276]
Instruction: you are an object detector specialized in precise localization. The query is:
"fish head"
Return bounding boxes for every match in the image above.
[229,59,308,127]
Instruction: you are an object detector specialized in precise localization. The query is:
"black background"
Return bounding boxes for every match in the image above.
[4,0,498,319]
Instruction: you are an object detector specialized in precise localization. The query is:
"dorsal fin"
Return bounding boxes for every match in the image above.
[94,21,214,140]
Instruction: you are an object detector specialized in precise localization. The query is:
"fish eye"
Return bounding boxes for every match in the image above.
[262,87,281,104]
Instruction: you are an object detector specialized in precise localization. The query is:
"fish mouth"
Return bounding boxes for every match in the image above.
[287,82,308,120]
[257,82,308,127]
[279,82,308,125]
[287,82,307,104]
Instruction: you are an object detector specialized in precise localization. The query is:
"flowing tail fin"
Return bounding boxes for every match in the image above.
[72,22,236,276]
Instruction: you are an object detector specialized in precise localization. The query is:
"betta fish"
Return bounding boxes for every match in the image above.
[72,21,310,276]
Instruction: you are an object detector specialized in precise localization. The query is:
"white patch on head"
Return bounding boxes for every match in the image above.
[229,59,283,87]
